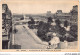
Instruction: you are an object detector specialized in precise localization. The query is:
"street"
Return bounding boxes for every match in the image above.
[14,25,48,49]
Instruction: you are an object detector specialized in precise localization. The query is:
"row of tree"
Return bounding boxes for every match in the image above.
[28,17,77,42]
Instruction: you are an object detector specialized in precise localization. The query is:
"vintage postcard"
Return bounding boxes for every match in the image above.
[0,0,79,52]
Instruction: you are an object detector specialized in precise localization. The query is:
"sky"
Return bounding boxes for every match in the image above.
[2,0,79,14]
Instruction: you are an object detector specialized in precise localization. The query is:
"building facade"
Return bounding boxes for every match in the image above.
[54,10,71,23]
[2,4,12,49]
[70,5,78,24]
[54,5,78,25]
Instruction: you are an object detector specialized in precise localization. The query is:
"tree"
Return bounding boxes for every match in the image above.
[14,28,18,33]
[59,27,66,36]
[47,17,53,24]
[55,19,61,26]
[20,17,24,20]
[70,25,77,32]
[28,16,35,28]
[29,16,35,24]
[64,20,69,27]
[69,25,77,39]
[37,21,51,42]
[55,26,66,42]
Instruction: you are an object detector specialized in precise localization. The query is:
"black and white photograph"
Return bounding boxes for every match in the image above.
[2,0,78,50]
